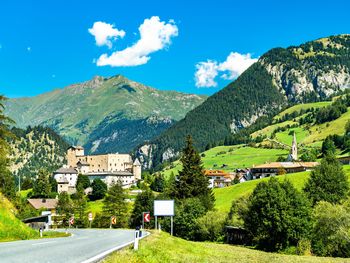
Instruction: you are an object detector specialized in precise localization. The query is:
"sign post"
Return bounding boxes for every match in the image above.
[88,212,93,228]
[142,212,150,229]
[111,216,116,228]
[154,200,174,236]
[69,217,74,228]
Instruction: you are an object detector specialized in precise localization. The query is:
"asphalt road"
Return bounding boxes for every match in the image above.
[0,229,138,263]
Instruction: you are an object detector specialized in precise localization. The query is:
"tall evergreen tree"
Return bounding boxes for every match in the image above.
[74,187,88,227]
[76,174,91,189]
[304,154,349,205]
[130,187,155,228]
[32,168,51,198]
[0,95,15,199]
[90,178,107,200]
[56,192,73,227]
[170,135,215,210]
[103,181,128,228]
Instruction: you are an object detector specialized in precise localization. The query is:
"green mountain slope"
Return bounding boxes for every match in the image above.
[140,34,350,168]
[5,75,206,154]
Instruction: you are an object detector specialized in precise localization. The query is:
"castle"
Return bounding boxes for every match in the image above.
[54,146,142,193]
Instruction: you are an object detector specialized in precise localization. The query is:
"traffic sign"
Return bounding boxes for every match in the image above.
[143,212,150,223]
[111,216,117,225]
[69,217,74,225]
[88,212,93,221]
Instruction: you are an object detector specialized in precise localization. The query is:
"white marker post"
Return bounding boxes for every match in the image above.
[134,229,139,251]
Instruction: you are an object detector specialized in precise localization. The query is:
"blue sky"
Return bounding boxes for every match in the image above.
[0,0,349,98]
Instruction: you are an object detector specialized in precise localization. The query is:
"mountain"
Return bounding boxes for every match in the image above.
[9,126,69,179]
[139,34,350,168]
[5,75,207,154]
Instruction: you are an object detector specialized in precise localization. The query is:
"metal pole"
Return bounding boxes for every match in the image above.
[18,174,20,192]
[171,216,173,236]
[155,216,157,230]
[142,212,144,230]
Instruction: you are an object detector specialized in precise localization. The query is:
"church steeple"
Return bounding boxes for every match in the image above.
[291,131,298,161]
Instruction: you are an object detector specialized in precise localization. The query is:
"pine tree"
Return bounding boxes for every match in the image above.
[57,192,73,227]
[91,178,107,200]
[304,154,349,205]
[103,181,128,228]
[76,174,90,189]
[171,135,215,210]
[32,168,51,198]
[74,186,88,227]
[321,137,336,156]
[130,187,154,228]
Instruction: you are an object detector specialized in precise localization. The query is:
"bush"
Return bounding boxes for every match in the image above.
[195,210,226,242]
[171,198,206,240]
[311,201,350,257]
[296,239,312,256]
[244,177,312,251]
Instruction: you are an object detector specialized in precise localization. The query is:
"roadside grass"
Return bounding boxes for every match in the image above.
[103,231,350,263]
[0,193,71,242]
[0,193,37,242]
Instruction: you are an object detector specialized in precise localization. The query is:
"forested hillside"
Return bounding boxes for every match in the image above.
[9,126,69,180]
[139,34,350,169]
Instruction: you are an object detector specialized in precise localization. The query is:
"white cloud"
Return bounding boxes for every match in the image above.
[96,16,178,67]
[88,21,125,48]
[195,61,218,88]
[195,52,258,88]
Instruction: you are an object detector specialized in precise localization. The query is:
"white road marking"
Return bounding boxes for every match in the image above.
[76,236,88,240]
[32,241,57,246]
[81,232,150,263]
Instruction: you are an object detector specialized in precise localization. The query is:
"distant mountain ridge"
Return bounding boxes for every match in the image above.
[139,34,350,168]
[5,75,207,154]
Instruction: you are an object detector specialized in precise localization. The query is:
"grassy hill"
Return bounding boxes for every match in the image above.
[103,231,350,263]
[160,145,288,178]
[0,193,37,242]
[214,165,350,213]
[253,98,350,147]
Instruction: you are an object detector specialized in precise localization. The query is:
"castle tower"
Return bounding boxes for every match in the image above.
[67,146,85,167]
[291,132,298,161]
[132,158,142,180]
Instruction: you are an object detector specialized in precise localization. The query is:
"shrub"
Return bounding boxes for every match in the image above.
[311,201,350,257]
[244,177,312,251]
[195,210,226,242]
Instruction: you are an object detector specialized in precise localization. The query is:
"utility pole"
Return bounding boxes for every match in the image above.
[18,174,21,192]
